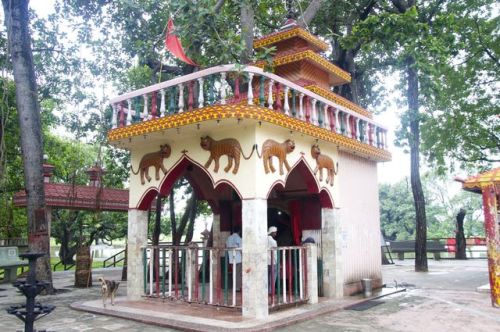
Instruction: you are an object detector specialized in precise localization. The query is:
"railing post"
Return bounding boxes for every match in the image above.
[169,86,176,114]
[119,102,125,127]
[220,72,227,105]
[142,94,148,121]
[299,93,304,120]
[291,90,297,117]
[111,103,117,129]
[345,114,351,137]
[178,83,184,113]
[151,91,157,119]
[234,76,241,102]
[126,99,133,125]
[162,247,166,297]
[267,79,274,109]
[311,99,318,126]
[275,82,282,112]
[197,78,204,108]
[160,89,166,117]
[247,73,254,105]
[322,104,329,129]
[187,81,194,111]
[305,96,311,123]
[334,108,340,133]
[282,249,287,303]
[259,76,265,106]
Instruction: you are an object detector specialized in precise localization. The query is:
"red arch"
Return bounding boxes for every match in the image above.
[266,158,334,209]
[136,155,241,211]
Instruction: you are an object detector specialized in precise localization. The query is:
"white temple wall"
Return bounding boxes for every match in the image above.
[336,151,382,295]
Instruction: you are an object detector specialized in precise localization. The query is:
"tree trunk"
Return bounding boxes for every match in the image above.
[455,209,467,259]
[406,57,428,272]
[173,193,196,245]
[74,245,92,288]
[2,0,53,291]
[183,199,197,244]
[240,1,254,64]
[58,221,76,264]
[169,191,177,244]
[153,193,162,246]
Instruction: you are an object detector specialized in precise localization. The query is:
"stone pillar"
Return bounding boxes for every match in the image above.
[305,243,318,304]
[242,198,268,318]
[127,209,148,300]
[322,207,343,298]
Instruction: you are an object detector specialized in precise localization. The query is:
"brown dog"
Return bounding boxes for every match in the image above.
[98,277,120,308]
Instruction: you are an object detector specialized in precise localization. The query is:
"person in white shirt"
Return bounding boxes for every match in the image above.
[226,226,242,291]
[267,226,278,294]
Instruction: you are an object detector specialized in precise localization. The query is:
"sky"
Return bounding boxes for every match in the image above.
[29,1,412,185]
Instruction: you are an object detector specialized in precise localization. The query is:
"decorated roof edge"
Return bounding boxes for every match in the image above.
[305,85,372,119]
[108,105,391,162]
[269,50,351,84]
[460,167,500,192]
[253,26,329,52]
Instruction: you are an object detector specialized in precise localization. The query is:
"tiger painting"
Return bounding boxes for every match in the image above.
[256,139,295,175]
[311,144,338,186]
[200,136,256,174]
[131,144,171,185]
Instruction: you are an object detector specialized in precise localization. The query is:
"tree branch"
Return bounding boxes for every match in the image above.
[214,0,226,13]
[474,20,500,66]
[297,0,325,28]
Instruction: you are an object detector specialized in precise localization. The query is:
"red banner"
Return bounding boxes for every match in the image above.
[165,18,198,66]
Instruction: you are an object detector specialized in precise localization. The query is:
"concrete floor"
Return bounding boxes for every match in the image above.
[0,259,498,331]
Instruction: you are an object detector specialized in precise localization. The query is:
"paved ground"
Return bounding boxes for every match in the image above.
[0,259,498,331]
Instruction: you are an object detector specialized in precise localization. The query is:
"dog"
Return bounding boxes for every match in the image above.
[98,277,120,308]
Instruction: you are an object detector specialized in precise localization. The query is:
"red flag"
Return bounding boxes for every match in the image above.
[165,18,198,66]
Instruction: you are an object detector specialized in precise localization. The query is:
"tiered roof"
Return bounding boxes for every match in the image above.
[254,22,372,119]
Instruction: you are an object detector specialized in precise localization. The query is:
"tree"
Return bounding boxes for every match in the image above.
[2,0,53,290]
[380,174,484,241]
[344,0,498,271]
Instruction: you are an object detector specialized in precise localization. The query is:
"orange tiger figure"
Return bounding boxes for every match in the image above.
[131,144,171,185]
[200,136,256,174]
[311,144,338,186]
[256,139,295,175]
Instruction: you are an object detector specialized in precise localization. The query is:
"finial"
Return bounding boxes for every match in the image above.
[286,0,295,19]
[281,0,298,30]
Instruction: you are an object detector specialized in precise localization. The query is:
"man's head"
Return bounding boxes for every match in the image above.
[268,226,278,237]
[232,226,241,235]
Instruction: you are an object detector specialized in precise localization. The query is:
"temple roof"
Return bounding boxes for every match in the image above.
[456,168,500,194]
[13,183,129,211]
[253,26,329,52]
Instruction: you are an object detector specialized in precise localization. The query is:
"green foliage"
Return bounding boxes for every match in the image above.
[380,174,484,240]
[343,0,498,171]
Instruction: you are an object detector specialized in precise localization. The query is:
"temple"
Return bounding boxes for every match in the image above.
[107,20,391,318]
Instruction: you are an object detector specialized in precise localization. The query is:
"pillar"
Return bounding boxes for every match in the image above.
[211,213,221,303]
[321,207,343,298]
[127,209,148,300]
[305,243,318,304]
[481,186,500,307]
[241,198,268,318]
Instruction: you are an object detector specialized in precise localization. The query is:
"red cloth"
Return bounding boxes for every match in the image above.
[289,200,301,245]
[165,18,198,66]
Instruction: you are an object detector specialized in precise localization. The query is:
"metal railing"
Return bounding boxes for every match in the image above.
[268,246,308,308]
[143,244,311,310]
[102,249,126,268]
[52,261,75,271]
[109,64,389,151]
[143,245,243,308]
